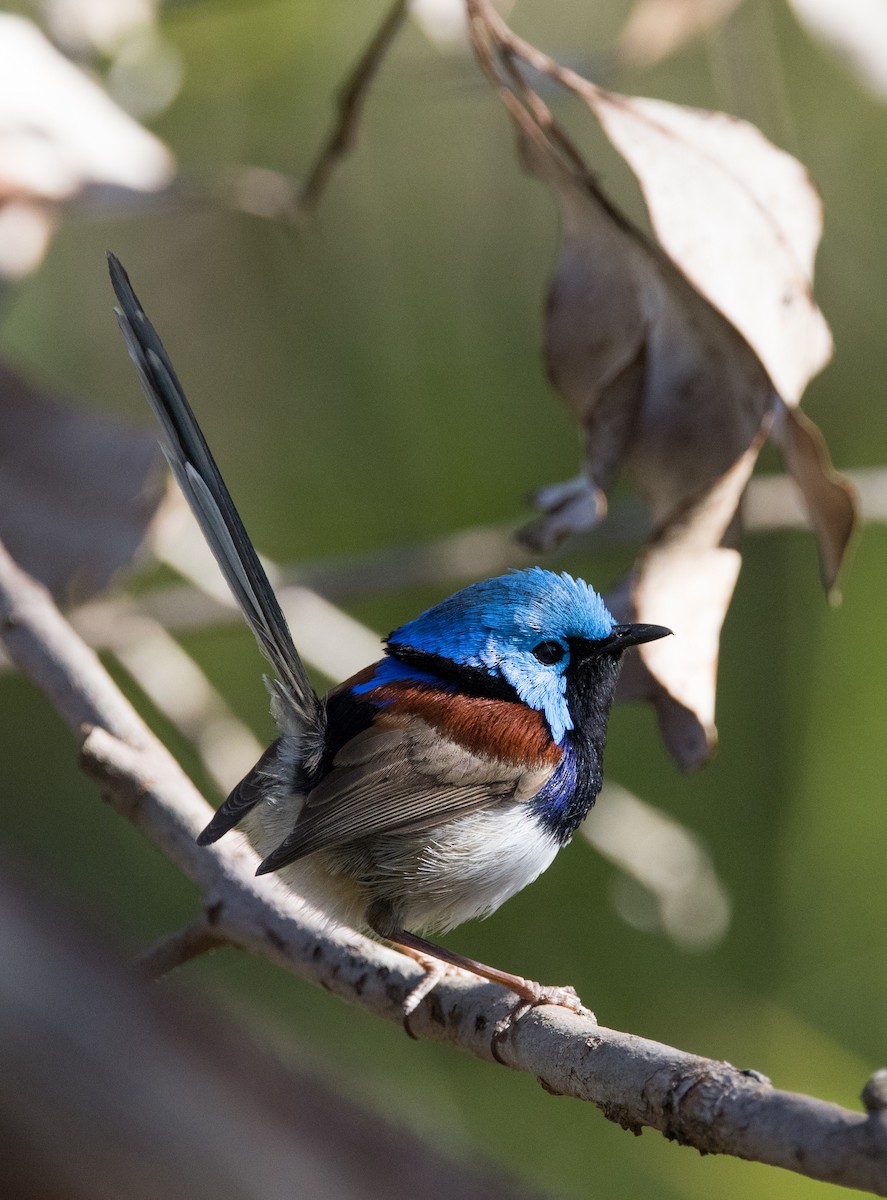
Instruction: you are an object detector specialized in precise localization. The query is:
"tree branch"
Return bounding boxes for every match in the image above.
[1,534,885,1193]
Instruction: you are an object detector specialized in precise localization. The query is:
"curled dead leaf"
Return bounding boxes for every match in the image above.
[609,435,764,767]
[768,401,857,595]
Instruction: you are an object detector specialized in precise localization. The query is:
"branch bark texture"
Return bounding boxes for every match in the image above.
[1,535,885,1194]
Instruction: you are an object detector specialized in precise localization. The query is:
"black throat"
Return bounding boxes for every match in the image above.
[531,650,624,843]
[564,649,623,753]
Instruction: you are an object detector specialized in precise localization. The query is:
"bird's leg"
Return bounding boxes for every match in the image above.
[379,937,473,1038]
[385,927,595,1054]
[394,943,471,1024]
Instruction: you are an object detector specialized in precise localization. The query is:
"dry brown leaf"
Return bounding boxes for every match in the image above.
[609,435,764,766]
[520,133,774,542]
[0,362,166,602]
[583,90,832,404]
[617,0,744,70]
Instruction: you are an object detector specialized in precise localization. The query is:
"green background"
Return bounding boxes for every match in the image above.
[1,1,885,1196]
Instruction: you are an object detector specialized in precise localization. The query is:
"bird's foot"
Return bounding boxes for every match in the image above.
[381,927,595,1051]
[491,981,595,1064]
[401,951,474,1035]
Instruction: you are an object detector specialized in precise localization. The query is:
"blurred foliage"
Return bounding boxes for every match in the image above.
[1,1,885,1197]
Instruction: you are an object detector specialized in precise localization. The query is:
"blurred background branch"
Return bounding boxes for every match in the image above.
[0,855,540,1200]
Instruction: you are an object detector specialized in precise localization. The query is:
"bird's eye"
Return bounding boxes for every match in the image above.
[532,640,565,665]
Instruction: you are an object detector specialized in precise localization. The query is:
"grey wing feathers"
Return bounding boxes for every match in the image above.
[108,254,324,745]
[197,738,286,846]
[256,718,557,874]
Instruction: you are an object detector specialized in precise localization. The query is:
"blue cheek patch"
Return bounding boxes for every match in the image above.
[499,656,572,745]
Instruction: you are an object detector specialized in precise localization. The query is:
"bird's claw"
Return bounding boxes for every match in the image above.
[401,956,473,1036]
[491,983,595,1064]
[395,942,595,1055]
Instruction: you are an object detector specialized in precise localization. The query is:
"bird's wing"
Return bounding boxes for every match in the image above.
[108,255,325,757]
[196,738,289,846]
[257,714,558,872]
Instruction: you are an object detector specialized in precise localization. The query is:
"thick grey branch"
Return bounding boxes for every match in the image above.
[1,535,886,1194]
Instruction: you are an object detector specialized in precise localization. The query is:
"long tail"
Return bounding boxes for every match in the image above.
[108,253,325,841]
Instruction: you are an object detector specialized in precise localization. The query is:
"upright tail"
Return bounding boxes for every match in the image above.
[108,253,325,841]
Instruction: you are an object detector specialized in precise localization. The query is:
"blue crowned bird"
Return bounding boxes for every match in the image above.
[109,254,670,1025]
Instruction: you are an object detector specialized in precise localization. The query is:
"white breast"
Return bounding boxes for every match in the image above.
[382,805,562,934]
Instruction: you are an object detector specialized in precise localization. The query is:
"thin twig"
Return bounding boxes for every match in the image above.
[1,536,886,1192]
[138,917,225,979]
[467,0,611,107]
[466,1,592,181]
[295,0,409,220]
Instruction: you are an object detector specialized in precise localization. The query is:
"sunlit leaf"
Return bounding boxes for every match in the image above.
[0,13,175,279]
[582,90,832,404]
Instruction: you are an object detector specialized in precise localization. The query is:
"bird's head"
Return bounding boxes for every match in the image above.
[385,568,670,744]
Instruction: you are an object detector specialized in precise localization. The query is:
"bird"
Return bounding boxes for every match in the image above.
[108,252,671,1030]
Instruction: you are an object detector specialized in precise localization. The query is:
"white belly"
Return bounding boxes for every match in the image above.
[244,796,562,937]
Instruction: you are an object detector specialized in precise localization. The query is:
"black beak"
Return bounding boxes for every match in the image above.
[607,623,672,651]
[569,623,672,663]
